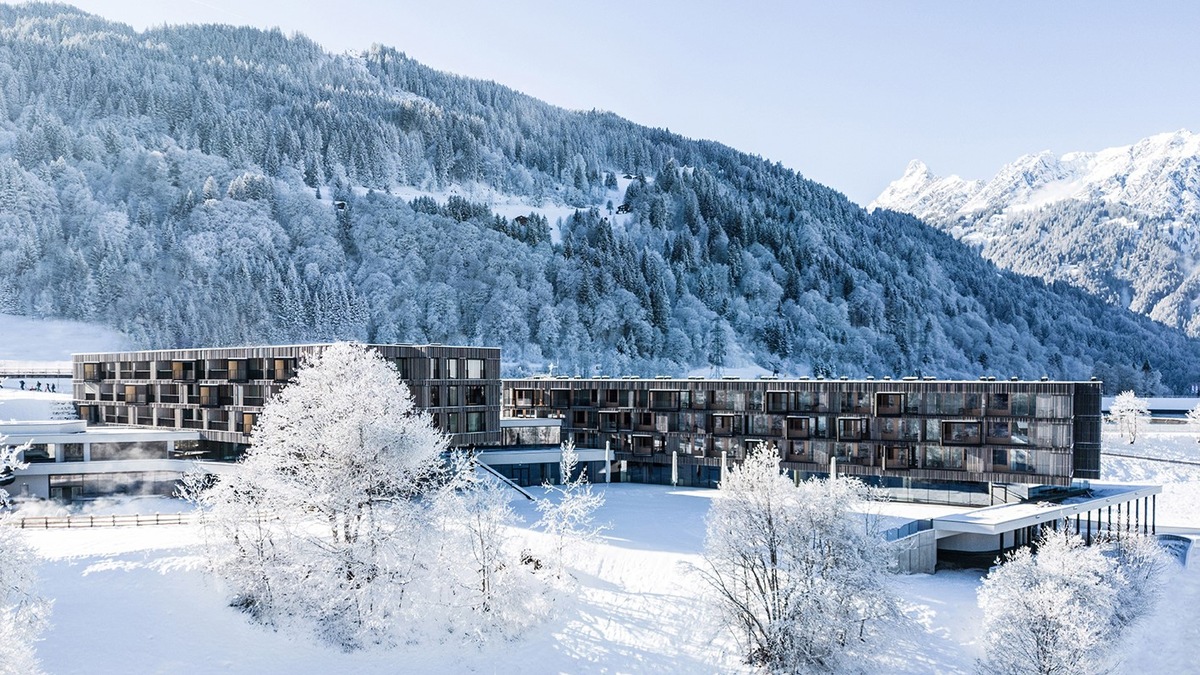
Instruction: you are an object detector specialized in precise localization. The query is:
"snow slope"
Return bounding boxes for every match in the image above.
[0,313,130,362]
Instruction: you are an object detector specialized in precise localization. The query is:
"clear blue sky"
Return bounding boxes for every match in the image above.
[58,1,1200,205]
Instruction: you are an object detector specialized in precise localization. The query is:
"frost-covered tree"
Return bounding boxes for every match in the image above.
[430,453,549,641]
[189,342,449,648]
[977,527,1169,675]
[701,443,900,672]
[534,438,606,580]
[1109,390,1150,444]
[0,437,49,674]
[1187,403,1200,442]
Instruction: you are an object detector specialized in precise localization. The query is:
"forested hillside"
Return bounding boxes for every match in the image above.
[0,4,1196,392]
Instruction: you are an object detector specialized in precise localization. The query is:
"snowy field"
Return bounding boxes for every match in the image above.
[9,476,1196,674]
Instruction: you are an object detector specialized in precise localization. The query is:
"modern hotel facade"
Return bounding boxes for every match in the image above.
[504,376,1102,503]
[73,343,503,458]
[2,342,1104,506]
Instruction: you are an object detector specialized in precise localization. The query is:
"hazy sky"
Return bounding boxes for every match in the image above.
[56,1,1200,205]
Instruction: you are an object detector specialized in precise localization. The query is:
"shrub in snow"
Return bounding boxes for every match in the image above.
[1108,390,1149,444]
[534,438,607,581]
[978,527,1170,675]
[188,343,544,649]
[700,443,901,673]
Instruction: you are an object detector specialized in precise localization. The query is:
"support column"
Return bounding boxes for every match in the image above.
[1152,494,1156,535]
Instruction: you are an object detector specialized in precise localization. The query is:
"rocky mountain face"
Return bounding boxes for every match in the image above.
[872,131,1200,337]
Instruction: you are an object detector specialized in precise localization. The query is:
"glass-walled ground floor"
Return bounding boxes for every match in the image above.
[619,454,1033,506]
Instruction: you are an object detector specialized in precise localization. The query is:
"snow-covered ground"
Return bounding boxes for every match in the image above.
[1101,420,1200,528]
[12,475,1196,674]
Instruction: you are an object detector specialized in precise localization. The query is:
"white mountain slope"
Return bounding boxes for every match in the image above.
[871,130,1200,337]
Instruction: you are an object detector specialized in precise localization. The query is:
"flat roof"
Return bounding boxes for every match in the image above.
[931,483,1161,536]
[72,343,498,359]
[505,376,1098,386]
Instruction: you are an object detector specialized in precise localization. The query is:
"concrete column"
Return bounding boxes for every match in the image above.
[52,443,62,463]
[82,442,91,462]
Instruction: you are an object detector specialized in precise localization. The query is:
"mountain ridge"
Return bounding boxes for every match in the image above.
[872,130,1200,340]
[0,4,1197,392]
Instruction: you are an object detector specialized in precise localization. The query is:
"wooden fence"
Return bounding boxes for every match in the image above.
[4,512,196,529]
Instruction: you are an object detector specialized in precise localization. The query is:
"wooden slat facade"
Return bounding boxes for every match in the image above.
[73,344,502,453]
[503,377,1103,488]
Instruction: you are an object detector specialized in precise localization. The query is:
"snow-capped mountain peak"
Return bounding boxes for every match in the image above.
[871,129,1200,339]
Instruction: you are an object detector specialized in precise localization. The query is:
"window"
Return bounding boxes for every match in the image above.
[766,392,789,412]
[1011,420,1031,445]
[875,392,903,416]
[446,412,460,433]
[272,358,294,382]
[786,416,811,439]
[837,417,867,441]
[466,411,485,433]
[429,386,441,407]
[198,386,220,408]
[941,421,981,445]
[466,358,485,379]
[241,413,257,435]
[430,358,441,379]
[228,359,248,382]
[83,362,102,381]
[446,359,460,379]
[447,386,460,406]
[465,385,487,406]
[62,444,84,462]
[172,360,196,381]
[924,446,964,469]
[22,444,53,463]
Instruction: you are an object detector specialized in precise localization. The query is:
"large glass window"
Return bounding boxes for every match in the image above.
[447,386,460,406]
[925,446,964,469]
[466,358,485,379]
[446,359,460,379]
[446,412,460,433]
[837,417,867,440]
[429,386,441,407]
[466,411,486,433]
[942,421,981,445]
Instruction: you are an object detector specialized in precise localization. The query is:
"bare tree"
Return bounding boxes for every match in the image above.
[535,438,606,580]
